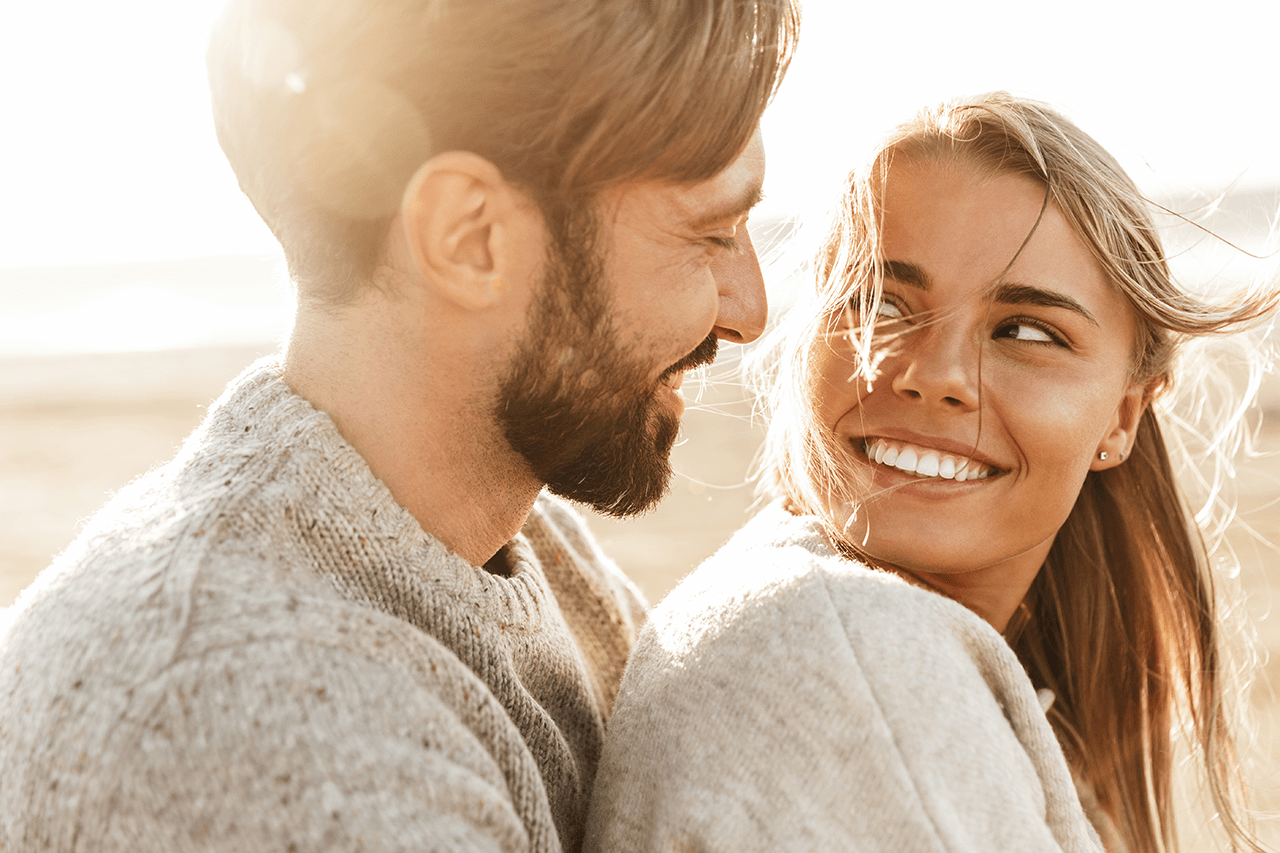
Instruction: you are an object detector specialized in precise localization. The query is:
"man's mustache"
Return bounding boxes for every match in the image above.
[661,333,719,381]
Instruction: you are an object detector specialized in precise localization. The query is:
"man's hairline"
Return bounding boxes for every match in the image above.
[352,135,766,300]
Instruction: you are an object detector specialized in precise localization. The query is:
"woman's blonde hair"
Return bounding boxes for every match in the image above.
[756,92,1278,852]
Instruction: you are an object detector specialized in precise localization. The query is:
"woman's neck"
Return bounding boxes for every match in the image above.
[825,526,1040,634]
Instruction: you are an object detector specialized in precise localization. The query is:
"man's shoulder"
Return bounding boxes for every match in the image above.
[0,351,457,762]
[0,572,538,850]
[0,463,546,847]
[0,495,559,849]
[0,505,434,709]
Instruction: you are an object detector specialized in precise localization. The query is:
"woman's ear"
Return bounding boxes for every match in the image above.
[398,152,529,311]
[1091,381,1151,470]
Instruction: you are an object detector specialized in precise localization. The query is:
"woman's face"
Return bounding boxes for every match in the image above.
[814,157,1146,597]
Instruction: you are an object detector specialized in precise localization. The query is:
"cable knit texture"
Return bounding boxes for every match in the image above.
[583,501,1101,853]
[0,358,646,852]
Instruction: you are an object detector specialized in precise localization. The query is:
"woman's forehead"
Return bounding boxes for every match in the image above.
[878,163,1072,279]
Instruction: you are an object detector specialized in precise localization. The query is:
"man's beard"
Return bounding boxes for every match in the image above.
[496,207,718,517]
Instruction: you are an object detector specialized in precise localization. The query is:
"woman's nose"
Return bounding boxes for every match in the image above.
[888,322,981,411]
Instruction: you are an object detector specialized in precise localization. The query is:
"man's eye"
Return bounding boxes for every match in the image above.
[705,235,740,252]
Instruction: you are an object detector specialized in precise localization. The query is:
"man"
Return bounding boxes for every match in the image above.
[0,0,797,850]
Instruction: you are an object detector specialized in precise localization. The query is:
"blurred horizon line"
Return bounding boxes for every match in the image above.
[4,182,1278,275]
[2,184,1277,361]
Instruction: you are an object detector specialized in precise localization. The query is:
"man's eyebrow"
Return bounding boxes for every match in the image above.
[876,260,1098,325]
[689,180,765,230]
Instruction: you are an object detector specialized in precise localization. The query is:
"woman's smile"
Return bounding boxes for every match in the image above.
[858,436,1001,482]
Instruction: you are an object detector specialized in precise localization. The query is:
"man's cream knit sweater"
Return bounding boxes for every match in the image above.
[0,359,646,852]
[584,502,1101,853]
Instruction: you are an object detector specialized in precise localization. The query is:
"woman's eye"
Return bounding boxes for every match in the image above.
[875,301,905,321]
[849,298,905,322]
[994,322,1058,344]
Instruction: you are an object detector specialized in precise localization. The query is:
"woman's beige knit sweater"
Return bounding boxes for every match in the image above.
[0,359,646,852]
[585,502,1101,853]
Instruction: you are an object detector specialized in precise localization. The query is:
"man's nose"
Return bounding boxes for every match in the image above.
[709,227,767,343]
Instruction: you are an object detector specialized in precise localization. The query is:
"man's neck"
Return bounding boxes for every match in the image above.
[282,292,543,568]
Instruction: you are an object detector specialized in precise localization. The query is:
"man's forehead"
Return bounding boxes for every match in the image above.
[684,177,765,230]
[685,132,766,225]
[611,133,766,228]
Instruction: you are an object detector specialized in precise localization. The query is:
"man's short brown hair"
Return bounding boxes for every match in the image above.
[208,0,799,302]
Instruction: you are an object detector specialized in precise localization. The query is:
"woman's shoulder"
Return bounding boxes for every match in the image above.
[589,504,1091,853]
[644,501,994,662]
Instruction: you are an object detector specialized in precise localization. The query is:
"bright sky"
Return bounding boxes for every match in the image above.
[2,0,1278,268]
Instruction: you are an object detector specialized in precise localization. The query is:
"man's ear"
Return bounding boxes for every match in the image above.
[399,152,527,310]
[1091,381,1151,470]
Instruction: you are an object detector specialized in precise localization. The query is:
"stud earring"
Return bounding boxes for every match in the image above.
[1098,451,1109,461]
[1119,451,1126,461]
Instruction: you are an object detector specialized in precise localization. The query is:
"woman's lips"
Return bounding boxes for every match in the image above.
[861,437,999,481]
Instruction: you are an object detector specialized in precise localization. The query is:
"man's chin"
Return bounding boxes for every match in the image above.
[544,405,679,518]
[656,380,686,419]
[548,474,672,519]
[546,463,673,518]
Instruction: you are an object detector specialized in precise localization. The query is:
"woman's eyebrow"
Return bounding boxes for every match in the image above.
[877,261,1098,326]
[992,282,1098,326]
[877,260,930,289]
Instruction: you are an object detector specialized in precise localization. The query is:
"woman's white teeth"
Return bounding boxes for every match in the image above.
[862,438,992,481]
[916,453,939,478]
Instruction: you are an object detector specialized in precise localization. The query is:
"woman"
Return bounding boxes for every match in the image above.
[584,93,1277,852]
